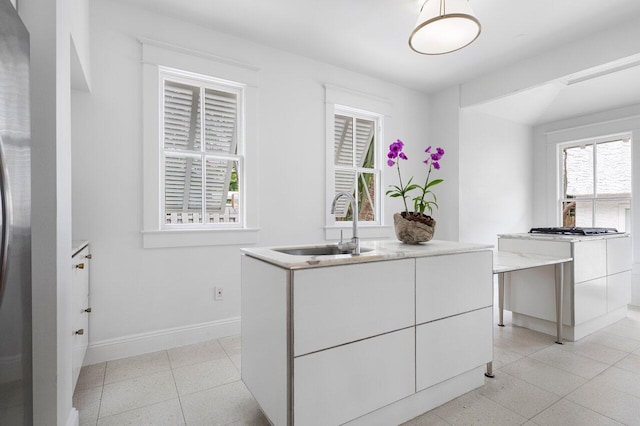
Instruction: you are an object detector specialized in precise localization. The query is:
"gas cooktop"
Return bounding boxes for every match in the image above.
[529,227,619,235]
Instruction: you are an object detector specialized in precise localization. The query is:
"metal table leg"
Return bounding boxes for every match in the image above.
[498,273,505,327]
[555,264,564,345]
[485,361,494,378]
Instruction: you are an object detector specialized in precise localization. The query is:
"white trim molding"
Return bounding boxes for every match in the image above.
[66,408,79,426]
[84,317,241,365]
[140,39,260,248]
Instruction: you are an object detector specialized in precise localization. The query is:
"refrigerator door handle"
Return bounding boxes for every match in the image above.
[0,138,12,304]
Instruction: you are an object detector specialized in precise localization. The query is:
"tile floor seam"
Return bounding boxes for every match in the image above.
[168,359,188,426]
[556,344,619,366]
[521,351,594,380]
[102,367,174,386]
[481,370,561,422]
[95,384,105,422]
[96,395,180,421]
[528,396,596,425]
[562,379,637,424]
[174,376,243,399]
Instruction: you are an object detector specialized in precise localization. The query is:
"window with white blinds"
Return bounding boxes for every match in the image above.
[331,106,381,225]
[160,68,243,228]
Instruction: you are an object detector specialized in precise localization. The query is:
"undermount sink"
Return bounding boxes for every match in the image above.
[274,245,372,256]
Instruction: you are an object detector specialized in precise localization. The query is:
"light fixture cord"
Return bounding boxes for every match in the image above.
[440,0,445,16]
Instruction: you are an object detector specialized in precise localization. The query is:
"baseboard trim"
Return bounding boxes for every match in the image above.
[344,366,485,426]
[84,316,241,365]
[66,408,79,426]
[512,307,627,341]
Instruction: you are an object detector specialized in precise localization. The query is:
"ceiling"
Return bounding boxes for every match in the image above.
[471,60,640,125]
[118,0,640,123]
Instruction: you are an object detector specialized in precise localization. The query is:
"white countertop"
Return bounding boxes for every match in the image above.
[493,251,573,274]
[498,232,629,243]
[242,239,493,270]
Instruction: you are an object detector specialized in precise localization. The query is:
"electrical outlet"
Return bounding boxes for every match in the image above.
[214,286,224,301]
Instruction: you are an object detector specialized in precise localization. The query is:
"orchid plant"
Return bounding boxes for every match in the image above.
[385,139,445,217]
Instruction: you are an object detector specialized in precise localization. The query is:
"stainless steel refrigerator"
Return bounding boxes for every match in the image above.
[0,0,32,424]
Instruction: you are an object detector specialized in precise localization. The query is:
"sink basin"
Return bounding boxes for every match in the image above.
[274,245,372,256]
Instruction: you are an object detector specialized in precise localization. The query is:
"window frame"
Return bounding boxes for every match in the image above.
[159,67,245,230]
[140,39,259,248]
[557,133,632,230]
[324,84,394,241]
[331,105,383,227]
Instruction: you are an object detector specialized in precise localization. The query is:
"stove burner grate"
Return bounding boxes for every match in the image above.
[529,227,619,235]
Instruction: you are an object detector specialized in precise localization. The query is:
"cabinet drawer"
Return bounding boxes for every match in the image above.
[293,259,414,356]
[608,271,631,312]
[573,240,607,283]
[574,277,607,325]
[607,237,632,275]
[416,307,492,391]
[416,251,492,324]
[294,328,415,426]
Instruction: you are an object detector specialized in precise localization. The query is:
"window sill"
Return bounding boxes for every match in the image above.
[324,225,394,241]
[142,228,259,249]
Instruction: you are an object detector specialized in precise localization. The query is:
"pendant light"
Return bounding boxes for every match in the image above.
[409,0,481,55]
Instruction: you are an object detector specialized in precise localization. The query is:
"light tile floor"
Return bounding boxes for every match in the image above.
[75,308,640,425]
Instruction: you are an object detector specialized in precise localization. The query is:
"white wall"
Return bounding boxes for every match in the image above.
[73,0,433,363]
[427,86,461,241]
[532,103,640,305]
[70,0,91,91]
[459,109,533,246]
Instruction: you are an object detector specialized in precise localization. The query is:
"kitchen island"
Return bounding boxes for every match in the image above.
[498,232,632,341]
[241,240,493,426]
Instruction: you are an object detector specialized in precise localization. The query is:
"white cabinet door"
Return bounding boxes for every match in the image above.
[574,277,607,325]
[607,237,632,275]
[241,256,289,426]
[573,240,607,283]
[416,251,492,324]
[293,259,414,356]
[416,307,492,392]
[294,328,415,426]
[607,271,631,312]
[72,246,90,391]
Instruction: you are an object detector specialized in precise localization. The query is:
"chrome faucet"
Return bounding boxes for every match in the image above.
[330,192,360,255]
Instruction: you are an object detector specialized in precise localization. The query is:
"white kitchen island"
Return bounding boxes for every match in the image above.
[241,240,493,426]
[498,233,632,341]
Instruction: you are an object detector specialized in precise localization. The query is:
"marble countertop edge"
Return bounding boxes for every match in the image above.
[242,239,493,270]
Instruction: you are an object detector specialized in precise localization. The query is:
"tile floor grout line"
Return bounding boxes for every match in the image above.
[168,353,189,426]
[93,396,180,423]
[520,350,601,381]
[94,363,106,423]
[559,378,629,422]
[482,369,561,422]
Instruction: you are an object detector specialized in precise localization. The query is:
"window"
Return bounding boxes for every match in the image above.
[141,39,258,248]
[560,136,632,231]
[160,68,243,228]
[331,106,382,226]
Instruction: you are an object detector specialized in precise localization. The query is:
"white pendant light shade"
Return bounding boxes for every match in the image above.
[409,0,481,55]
